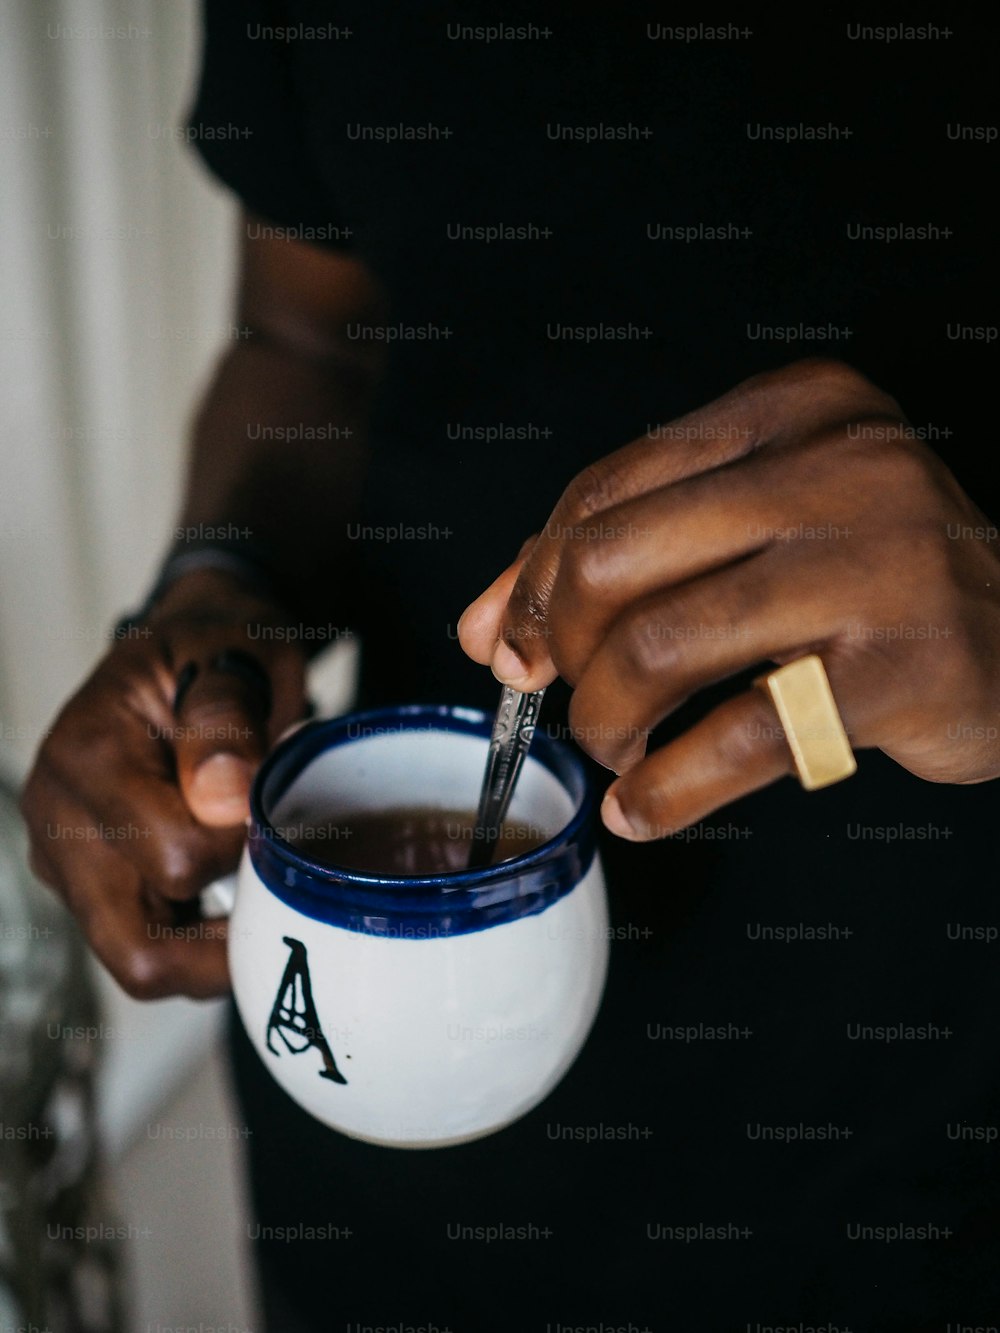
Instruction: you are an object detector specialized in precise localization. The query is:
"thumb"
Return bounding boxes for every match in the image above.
[172,651,272,828]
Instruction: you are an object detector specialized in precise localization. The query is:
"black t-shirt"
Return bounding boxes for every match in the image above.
[189,5,1000,1327]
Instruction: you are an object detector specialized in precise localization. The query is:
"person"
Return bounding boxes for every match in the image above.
[20,4,1000,1327]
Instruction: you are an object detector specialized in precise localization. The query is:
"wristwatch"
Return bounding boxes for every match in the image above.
[112,539,281,638]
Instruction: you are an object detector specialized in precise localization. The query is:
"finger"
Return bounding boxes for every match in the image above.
[146,600,306,827]
[38,726,245,902]
[601,627,872,839]
[34,797,229,999]
[457,539,535,665]
[492,421,757,687]
[600,690,799,841]
[87,865,231,1001]
[493,360,899,687]
[567,548,849,773]
[172,651,272,828]
[88,771,245,899]
[545,454,793,685]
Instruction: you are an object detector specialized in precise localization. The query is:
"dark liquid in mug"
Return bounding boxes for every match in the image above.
[286,806,550,876]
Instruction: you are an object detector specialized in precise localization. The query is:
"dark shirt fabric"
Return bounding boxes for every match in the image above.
[192,5,999,1328]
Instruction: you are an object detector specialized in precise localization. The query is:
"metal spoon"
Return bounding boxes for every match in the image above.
[467,685,546,870]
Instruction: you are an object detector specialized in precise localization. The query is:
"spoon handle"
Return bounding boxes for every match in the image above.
[467,685,546,869]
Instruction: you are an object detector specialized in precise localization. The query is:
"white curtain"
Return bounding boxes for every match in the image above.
[0,0,239,1154]
[2,0,356,1156]
[1,0,236,782]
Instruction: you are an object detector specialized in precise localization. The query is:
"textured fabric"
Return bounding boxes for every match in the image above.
[0,784,122,1333]
[190,5,1000,1325]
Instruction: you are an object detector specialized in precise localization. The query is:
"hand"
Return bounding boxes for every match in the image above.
[19,570,308,998]
[458,359,1000,841]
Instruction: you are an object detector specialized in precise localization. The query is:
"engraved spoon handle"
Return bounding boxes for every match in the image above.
[467,685,546,870]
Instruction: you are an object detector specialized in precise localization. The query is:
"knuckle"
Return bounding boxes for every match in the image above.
[559,538,616,603]
[744,357,859,396]
[745,358,900,427]
[88,911,172,1000]
[181,696,246,731]
[794,358,889,407]
[872,439,939,496]
[568,693,648,770]
[617,613,681,685]
[563,461,625,522]
[899,519,955,591]
[789,356,866,389]
[837,436,944,523]
[715,707,770,773]
[151,838,203,899]
[117,947,171,1001]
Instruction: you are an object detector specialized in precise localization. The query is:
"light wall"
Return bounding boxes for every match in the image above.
[1,0,242,1156]
[1,0,239,771]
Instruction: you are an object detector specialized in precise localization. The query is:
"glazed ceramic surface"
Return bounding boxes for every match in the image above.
[227,705,609,1148]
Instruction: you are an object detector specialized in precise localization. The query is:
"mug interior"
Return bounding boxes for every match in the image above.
[267,713,576,876]
[246,705,597,934]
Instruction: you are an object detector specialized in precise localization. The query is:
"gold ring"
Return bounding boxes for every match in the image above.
[754,654,856,791]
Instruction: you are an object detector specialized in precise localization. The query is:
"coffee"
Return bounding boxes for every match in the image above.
[286,806,549,876]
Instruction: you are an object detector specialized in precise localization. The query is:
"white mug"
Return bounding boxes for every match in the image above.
[214,703,609,1149]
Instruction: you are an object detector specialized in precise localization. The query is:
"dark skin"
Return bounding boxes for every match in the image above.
[22,224,1000,999]
[20,211,384,999]
[458,359,1000,838]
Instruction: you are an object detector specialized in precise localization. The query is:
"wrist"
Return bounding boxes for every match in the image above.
[114,537,290,637]
[145,567,284,622]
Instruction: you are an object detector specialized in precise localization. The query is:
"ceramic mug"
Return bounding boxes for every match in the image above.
[210,703,609,1148]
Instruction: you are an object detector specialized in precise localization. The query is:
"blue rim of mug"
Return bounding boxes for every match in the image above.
[246,703,597,937]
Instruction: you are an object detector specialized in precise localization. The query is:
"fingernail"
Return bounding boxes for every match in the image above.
[601,790,642,841]
[189,753,256,825]
[490,639,529,686]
